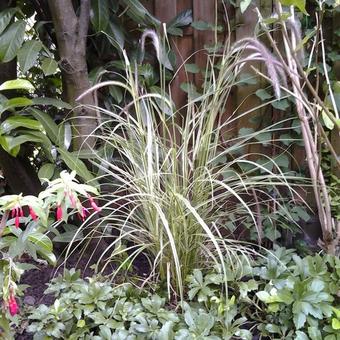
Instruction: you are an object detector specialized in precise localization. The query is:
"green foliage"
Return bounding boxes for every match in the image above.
[27,268,249,340]
[0,171,100,328]
[26,249,340,339]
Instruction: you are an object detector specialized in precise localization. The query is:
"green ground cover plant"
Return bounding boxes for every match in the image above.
[26,247,340,340]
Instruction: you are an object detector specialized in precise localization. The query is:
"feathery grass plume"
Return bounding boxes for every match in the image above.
[232,38,287,99]
[139,29,160,62]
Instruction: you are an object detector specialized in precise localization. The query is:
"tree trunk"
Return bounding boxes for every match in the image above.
[48,0,97,150]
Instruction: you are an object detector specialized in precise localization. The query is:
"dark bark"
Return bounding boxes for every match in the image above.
[48,0,97,150]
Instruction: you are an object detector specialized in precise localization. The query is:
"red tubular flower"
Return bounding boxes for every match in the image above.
[8,296,19,316]
[29,206,38,221]
[56,205,63,221]
[15,215,20,228]
[88,195,101,212]
[10,206,22,228]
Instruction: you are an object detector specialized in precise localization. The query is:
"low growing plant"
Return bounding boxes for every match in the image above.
[26,248,340,339]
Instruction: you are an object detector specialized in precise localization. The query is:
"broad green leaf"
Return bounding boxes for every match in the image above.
[109,86,123,103]
[254,131,272,146]
[0,8,17,35]
[272,99,290,111]
[240,0,252,13]
[27,232,52,251]
[238,73,257,85]
[293,312,306,329]
[77,319,86,328]
[307,327,322,340]
[275,154,289,169]
[332,318,340,330]
[322,110,335,130]
[295,331,309,340]
[256,291,270,302]
[7,132,48,150]
[310,278,325,292]
[32,97,72,109]
[29,108,59,145]
[191,20,213,31]
[17,40,42,73]
[265,324,281,333]
[1,97,33,113]
[0,135,15,155]
[238,127,254,137]
[279,0,308,15]
[57,147,98,185]
[120,0,160,27]
[0,79,35,91]
[38,163,55,181]
[41,57,58,76]
[90,0,109,32]
[0,115,43,134]
[104,20,125,50]
[180,82,201,99]
[0,20,26,62]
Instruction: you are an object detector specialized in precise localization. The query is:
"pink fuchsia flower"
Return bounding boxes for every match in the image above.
[88,195,101,212]
[29,206,38,221]
[80,207,90,221]
[8,296,19,316]
[10,206,23,228]
[56,205,63,221]
[7,288,19,317]
[68,192,77,208]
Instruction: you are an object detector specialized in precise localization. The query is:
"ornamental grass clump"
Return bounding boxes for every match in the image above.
[72,30,305,299]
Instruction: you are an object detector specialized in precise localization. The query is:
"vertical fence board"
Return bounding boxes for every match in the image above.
[193,0,215,86]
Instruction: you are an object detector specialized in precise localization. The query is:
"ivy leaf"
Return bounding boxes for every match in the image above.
[17,40,42,73]
[184,63,200,74]
[256,89,272,101]
[191,20,213,31]
[279,0,308,15]
[272,99,290,111]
